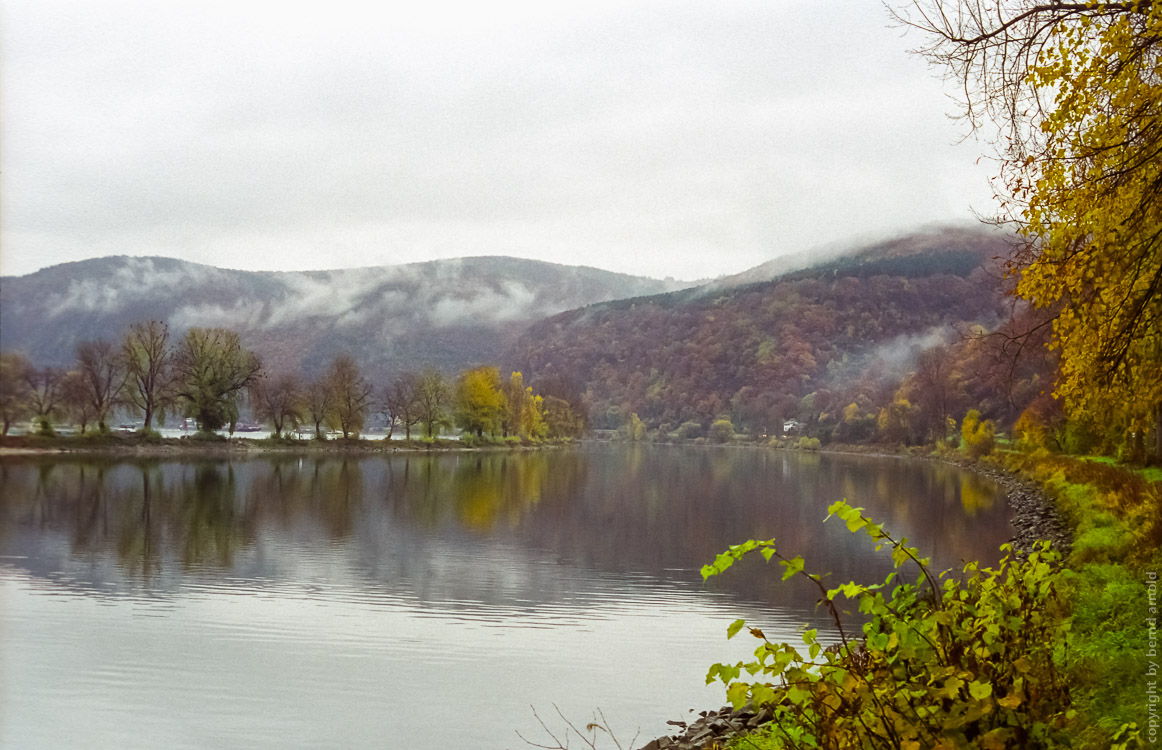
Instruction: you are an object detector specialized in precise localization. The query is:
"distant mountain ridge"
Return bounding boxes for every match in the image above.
[703,225,1012,292]
[0,255,689,376]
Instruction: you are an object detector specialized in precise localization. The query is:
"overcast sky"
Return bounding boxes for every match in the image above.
[0,0,998,281]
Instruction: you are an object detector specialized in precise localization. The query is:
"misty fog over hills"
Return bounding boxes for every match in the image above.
[0,255,689,377]
[0,227,1015,392]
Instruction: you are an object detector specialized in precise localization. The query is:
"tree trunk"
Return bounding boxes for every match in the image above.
[1155,402,1162,465]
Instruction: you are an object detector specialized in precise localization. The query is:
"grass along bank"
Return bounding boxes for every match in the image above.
[991,450,1160,746]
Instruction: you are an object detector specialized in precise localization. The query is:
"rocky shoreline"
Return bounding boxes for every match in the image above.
[634,452,1074,750]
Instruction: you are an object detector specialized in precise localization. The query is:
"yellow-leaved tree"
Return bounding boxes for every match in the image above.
[900,1,1162,461]
[455,366,506,438]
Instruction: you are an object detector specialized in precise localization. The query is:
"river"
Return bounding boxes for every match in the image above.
[0,444,1011,749]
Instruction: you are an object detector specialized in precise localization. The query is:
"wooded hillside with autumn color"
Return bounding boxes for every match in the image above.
[508,227,1075,453]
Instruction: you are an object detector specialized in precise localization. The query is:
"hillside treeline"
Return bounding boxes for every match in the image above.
[0,320,585,442]
[511,252,1155,461]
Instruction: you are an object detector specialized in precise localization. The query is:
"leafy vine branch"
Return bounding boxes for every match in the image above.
[701,500,1078,749]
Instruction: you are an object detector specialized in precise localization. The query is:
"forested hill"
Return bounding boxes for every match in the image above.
[0,256,688,377]
[506,229,1016,432]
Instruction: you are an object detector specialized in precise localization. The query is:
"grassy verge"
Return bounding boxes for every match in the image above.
[993,451,1159,746]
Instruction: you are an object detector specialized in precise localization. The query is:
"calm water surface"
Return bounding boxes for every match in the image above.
[0,444,1011,749]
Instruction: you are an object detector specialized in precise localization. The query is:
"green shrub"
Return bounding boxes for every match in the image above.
[796,436,820,451]
[709,419,735,444]
[962,408,996,458]
[677,421,704,440]
[705,502,1074,749]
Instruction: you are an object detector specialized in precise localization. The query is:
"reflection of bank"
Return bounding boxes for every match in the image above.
[0,447,1012,607]
[959,474,998,515]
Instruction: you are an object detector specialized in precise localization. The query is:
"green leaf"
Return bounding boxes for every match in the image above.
[969,680,993,700]
[890,543,918,569]
[826,500,849,518]
[750,683,778,708]
[786,685,810,705]
[726,681,750,709]
[727,618,746,639]
[780,555,805,581]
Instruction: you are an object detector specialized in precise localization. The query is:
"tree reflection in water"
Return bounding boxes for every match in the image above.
[0,446,1011,609]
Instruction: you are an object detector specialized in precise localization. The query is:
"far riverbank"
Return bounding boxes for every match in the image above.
[0,433,571,458]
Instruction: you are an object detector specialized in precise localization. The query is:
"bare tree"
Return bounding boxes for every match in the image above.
[415,368,451,438]
[303,376,334,439]
[250,372,304,438]
[60,369,97,434]
[382,372,423,440]
[890,1,1140,156]
[122,320,173,432]
[911,344,961,442]
[324,354,374,439]
[24,365,64,434]
[75,339,127,433]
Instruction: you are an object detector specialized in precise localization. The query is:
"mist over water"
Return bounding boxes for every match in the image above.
[0,445,1011,749]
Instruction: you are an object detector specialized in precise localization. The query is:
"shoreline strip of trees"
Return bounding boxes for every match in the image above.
[0,320,585,443]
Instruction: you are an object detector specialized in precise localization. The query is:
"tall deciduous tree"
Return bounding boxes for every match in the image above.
[303,376,334,439]
[503,371,528,438]
[0,352,33,435]
[910,344,960,442]
[250,372,304,438]
[172,327,262,432]
[324,354,373,439]
[24,365,63,434]
[60,370,97,434]
[415,368,450,438]
[75,339,127,433]
[900,1,1162,459]
[502,371,545,440]
[454,366,505,438]
[383,372,422,440]
[541,395,584,438]
[122,320,173,432]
